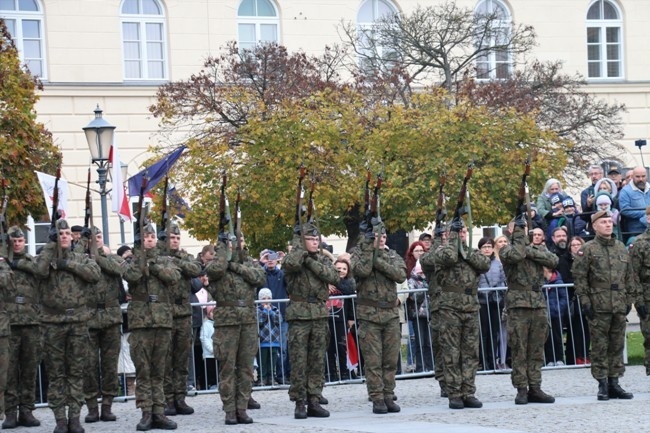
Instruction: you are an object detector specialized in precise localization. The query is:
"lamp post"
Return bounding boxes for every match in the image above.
[83,105,115,245]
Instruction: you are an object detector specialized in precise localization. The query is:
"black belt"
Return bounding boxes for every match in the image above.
[42,306,77,316]
[132,294,162,303]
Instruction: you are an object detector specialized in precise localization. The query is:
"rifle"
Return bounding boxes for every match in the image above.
[434,166,447,237]
[452,163,474,258]
[306,172,323,254]
[84,168,98,257]
[218,171,232,261]
[160,175,170,251]
[364,168,371,219]
[369,172,383,260]
[515,157,533,238]
[134,176,148,276]
[0,173,10,261]
[234,187,243,263]
[295,163,307,248]
[51,166,62,261]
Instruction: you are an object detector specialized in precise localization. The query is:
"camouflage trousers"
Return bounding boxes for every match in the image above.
[439,308,479,399]
[5,325,40,413]
[129,328,171,414]
[507,308,548,389]
[429,309,444,383]
[0,335,9,415]
[164,316,192,402]
[42,321,88,419]
[358,318,400,401]
[83,324,121,406]
[213,323,258,412]
[588,312,626,380]
[287,319,328,402]
[641,315,650,375]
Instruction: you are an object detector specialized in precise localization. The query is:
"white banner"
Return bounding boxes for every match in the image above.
[35,171,69,219]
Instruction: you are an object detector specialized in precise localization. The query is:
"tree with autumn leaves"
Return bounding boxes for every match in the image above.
[0,20,60,226]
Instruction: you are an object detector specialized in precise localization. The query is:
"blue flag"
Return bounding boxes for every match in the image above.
[127,146,186,197]
[169,185,190,219]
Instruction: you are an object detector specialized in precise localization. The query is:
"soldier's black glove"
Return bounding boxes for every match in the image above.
[582,303,594,320]
[293,221,303,235]
[8,259,19,270]
[637,304,649,320]
[434,224,446,238]
[81,227,91,239]
[56,259,68,270]
[514,213,527,228]
[48,227,58,242]
[370,216,382,227]
[625,304,632,316]
[449,217,463,233]
[359,219,369,234]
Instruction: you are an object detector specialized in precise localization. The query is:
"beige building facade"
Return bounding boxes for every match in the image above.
[2,0,649,253]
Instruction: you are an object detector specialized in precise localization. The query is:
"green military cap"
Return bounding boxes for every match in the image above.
[7,226,24,238]
[91,226,101,235]
[143,222,156,235]
[302,222,320,237]
[591,210,612,223]
[169,223,181,235]
[56,219,70,231]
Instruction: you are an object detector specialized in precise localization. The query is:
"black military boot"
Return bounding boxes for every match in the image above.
[448,397,464,409]
[224,411,237,425]
[2,410,17,429]
[236,409,253,424]
[174,398,194,415]
[84,403,99,423]
[164,400,177,416]
[462,396,483,408]
[608,377,633,399]
[136,411,152,431]
[384,396,401,413]
[372,398,387,414]
[597,378,609,401]
[247,396,261,409]
[53,418,68,433]
[67,416,85,433]
[17,408,40,427]
[100,404,116,422]
[294,400,307,419]
[307,396,330,417]
[318,394,328,405]
[515,387,528,405]
[151,414,177,430]
[528,387,555,403]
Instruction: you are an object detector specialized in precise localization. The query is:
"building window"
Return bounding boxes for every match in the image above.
[474,0,512,80]
[356,0,399,68]
[120,0,167,80]
[237,0,279,51]
[0,0,46,78]
[586,0,623,79]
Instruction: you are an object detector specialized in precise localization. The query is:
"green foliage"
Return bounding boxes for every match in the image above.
[0,20,60,225]
[627,331,644,365]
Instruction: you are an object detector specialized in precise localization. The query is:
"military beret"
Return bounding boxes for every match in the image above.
[56,219,70,231]
[71,225,83,232]
[7,226,24,238]
[591,210,612,223]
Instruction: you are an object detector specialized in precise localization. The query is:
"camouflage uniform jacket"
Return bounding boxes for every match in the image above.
[0,258,13,336]
[433,233,491,313]
[351,240,407,324]
[500,227,559,309]
[283,244,339,321]
[421,238,443,313]
[123,247,181,329]
[5,249,41,326]
[163,248,202,318]
[35,241,101,323]
[630,230,650,305]
[573,234,638,314]
[205,242,265,326]
[86,250,125,329]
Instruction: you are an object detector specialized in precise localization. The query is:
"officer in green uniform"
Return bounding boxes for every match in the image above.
[34,219,101,433]
[573,210,638,401]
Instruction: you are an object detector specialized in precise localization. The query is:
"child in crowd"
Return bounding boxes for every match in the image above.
[257,288,282,386]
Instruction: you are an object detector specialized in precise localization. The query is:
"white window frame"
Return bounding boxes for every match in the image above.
[474,0,512,81]
[0,0,47,79]
[119,0,168,81]
[237,0,280,51]
[356,0,399,68]
[585,0,624,80]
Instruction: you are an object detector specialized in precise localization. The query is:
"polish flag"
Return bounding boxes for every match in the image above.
[108,141,133,222]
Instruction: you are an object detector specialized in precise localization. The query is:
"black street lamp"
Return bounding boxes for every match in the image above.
[83,105,115,245]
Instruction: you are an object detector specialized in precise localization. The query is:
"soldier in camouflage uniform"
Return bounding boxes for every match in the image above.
[500,216,558,405]
[76,227,124,424]
[283,224,338,419]
[34,219,101,433]
[2,226,42,429]
[351,225,406,415]
[205,234,265,424]
[159,224,201,417]
[421,227,447,397]
[123,223,181,431]
[573,210,638,401]
[629,206,650,376]
[433,221,490,410]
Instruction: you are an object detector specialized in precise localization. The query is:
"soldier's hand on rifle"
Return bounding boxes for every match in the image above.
[8,259,19,270]
[218,231,230,245]
[81,227,91,239]
[514,213,527,229]
[434,224,446,238]
[637,304,649,320]
[293,221,302,235]
[55,259,68,270]
[48,227,58,243]
[371,216,382,227]
[450,217,463,233]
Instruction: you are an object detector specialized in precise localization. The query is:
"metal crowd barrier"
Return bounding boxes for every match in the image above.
[33,284,595,405]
